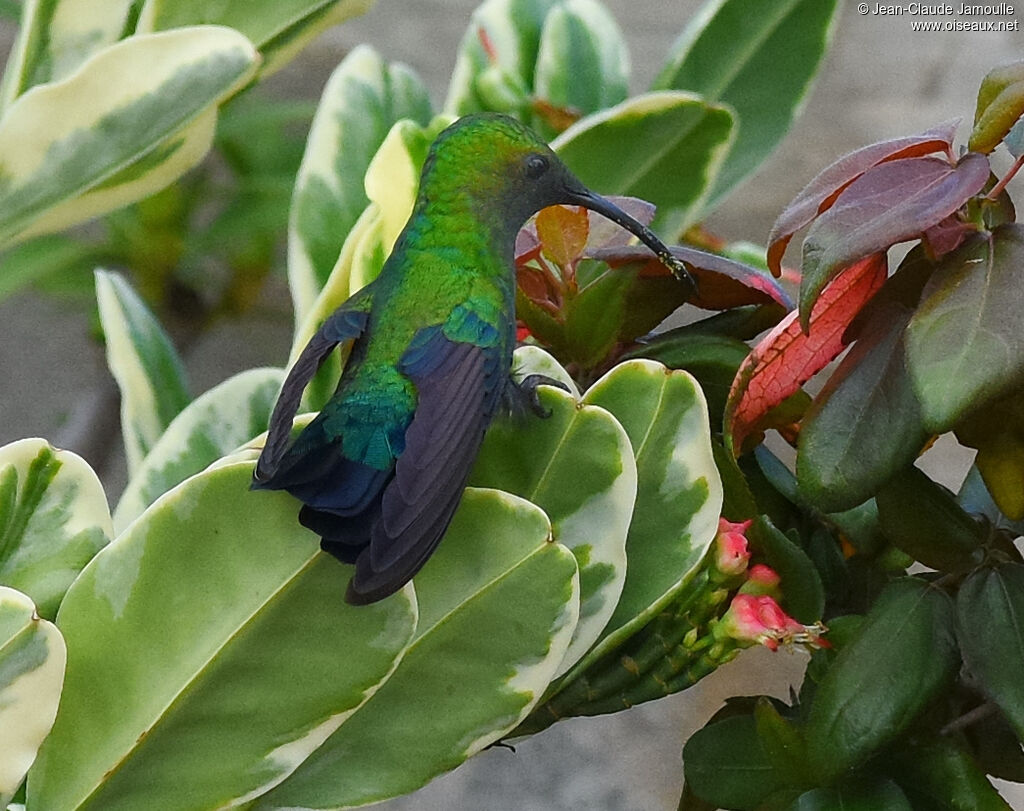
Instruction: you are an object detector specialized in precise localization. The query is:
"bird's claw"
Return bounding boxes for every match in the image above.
[515,373,570,419]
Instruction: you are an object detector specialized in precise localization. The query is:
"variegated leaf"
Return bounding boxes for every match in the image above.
[288,44,431,325]
[0,26,258,250]
[0,439,111,619]
[253,488,580,809]
[113,367,284,532]
[0,587,66,807]
[29,461,417,811]
[95,270,191,475]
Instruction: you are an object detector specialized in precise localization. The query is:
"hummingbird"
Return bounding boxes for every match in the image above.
[253,113,694,605]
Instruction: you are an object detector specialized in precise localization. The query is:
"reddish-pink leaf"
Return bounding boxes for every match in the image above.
[725,254,888,456]
[798,152,990,329]
[922,215,976,259]
[767,121,959,275]
[585,196,656,252]
[592,244,792,311]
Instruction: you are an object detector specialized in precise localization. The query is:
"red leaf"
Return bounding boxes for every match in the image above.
[725,254,888,456]
[799,152,989,330]
[767,121,959,275]
[593,244,792,311]
[536,204,589,268]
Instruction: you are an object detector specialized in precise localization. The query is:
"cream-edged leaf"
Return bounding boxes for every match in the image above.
[288,44,431,325]
[29,461,416,811]
[0,26,259,249]
[0,587,66,807]
[95,270,191,475]
[0,439,111,619]
[113,367,284,532]
[254,488,580,809]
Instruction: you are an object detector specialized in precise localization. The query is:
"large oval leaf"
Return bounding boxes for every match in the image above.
[29,461,416,811]
[906,223,1024,432]
[554,359,721,689]
[113,367,284,532]
[471,349,635,676]
[0,439,111,619]
[95,270,191,475]
[0,587,65,807]
[287,44,431,325]
[654,0,840,208]
[253,488,580,809]
[551,91,734,236]
[0,26,259,250]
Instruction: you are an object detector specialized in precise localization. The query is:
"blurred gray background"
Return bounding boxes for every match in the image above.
[1,1,1022,808]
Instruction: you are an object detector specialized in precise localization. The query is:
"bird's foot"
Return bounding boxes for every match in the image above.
[508,373,571,419]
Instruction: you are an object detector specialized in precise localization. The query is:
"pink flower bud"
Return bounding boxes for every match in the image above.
[717,593,828,652]
[713,518,753,577]
[739,564,782,597]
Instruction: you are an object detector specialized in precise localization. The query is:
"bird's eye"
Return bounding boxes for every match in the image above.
[525,154,549,179]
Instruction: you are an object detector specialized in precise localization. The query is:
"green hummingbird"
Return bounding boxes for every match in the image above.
[253,113,693,605]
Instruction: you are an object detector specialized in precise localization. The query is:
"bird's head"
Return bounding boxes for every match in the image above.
[418,113,694,289]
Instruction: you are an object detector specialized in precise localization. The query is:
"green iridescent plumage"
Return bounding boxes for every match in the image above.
[253,113,692,605]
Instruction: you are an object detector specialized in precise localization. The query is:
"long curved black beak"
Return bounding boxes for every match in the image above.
[564,187,696,294]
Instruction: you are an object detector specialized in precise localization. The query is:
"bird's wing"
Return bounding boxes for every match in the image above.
[253,292,372,484]
[347,325,503,604]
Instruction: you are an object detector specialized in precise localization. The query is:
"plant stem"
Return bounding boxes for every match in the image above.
[939,701,998,735]
[987,153,1024,201]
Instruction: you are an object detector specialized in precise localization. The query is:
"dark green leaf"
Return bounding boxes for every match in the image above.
[970,60,1024,154]
[889,738,1012,810]
[750,517,824,623]
[799,153,989,327]
[876,466,985,572]
[805,578,958,782]
[957,563,1024,739]
[965,706,1024,782]
[788,780,912,811]
[907,223,1024,431]
[683,715,790,811]
[754,697,811,789]
[654,0,839,208]
[797,301,927,512]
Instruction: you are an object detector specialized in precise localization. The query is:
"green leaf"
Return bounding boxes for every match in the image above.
[889,738,1012,811]
[0,0,134,108]
[136,0,376,76]
[532,0,628,138]
[0,26,259,250]
[750,517,824,624]
[95,270,191,475]
[805,578,958,782]
[444,0,556,115]
[959,463,1024,536]
[252,488,580,809]
[788,780,912,811]
[957,563,1024,740]
[654,0,839,208]
[551,91,734,235]
[0,234,108,304]
[683,715,790,811]
[0,439,111,620]
[907,224,1024,432]
[875,466,985,573]
[29,461,416,811]
[797,303,927,512]
[558,360,721,684]
[471,348,634,675]
[288,44,432,325]
[0,587,65,807]
[113,367,284,532]
[969,60,1024,154]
